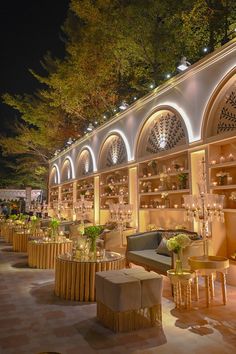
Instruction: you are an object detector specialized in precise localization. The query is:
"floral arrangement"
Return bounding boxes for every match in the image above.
[159,172,168,182]
[229,191,236,201]
[161,191,169,199]
[166,233,191,255]
[49,218,60,237]
[9,214,18,221]
[84,226,104,253]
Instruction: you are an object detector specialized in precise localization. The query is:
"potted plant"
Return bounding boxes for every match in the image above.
[177,173,188,189]
[84,226,103,256]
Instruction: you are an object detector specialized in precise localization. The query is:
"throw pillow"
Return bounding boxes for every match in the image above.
[155,238,172,257]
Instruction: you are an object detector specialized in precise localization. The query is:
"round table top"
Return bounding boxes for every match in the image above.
[58,251,124,264]
[188,255,229,270]
[167,269,195,280]
[28,238,72,245]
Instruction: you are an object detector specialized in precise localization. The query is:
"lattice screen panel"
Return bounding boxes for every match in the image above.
[146,112,186,155]
[78,150,93,176]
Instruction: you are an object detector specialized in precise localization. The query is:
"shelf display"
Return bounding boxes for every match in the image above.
[100,168,129,209]
[49,186,59,208]
[209,138,236,209]
[77,177,94,208]
[61,183,73,208]
[139,152,189,209]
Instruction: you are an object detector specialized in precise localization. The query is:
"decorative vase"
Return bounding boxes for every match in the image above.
[89,238,97,258]
[175,252,183,274]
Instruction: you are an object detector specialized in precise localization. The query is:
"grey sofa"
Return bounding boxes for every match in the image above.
[126,230,203,275]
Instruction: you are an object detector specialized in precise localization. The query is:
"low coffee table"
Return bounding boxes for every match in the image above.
[54,251,126,302]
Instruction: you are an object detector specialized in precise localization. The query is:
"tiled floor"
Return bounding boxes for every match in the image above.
[0,238,236,354]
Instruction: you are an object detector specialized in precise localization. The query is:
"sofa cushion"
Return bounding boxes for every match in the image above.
[127,231,162,251]
[127,249,172,274]
[155,238,172,257]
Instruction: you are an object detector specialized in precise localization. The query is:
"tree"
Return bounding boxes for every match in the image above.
[1,0,235,188]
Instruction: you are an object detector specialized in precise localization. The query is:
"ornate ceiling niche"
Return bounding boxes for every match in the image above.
[61,159,72,182]
[206,75,236,138]
[137,110,187,158]
[49,166,59,186]
[99,134,128,169]
[77,149,93,177]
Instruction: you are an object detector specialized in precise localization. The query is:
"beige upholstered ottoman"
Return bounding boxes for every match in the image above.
[96,268,163,332]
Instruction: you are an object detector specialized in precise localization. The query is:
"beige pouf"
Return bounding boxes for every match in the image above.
[96,268,163,332]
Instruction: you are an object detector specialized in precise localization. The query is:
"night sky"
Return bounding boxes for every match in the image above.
[0,0,70,134]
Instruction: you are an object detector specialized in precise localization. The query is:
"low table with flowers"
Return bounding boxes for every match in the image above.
[13,229,32,252]
[54,251,125,302]
[166,233,195,309]
[28,237,72,269]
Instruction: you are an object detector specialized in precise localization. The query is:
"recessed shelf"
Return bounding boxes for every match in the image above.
[139,170,189,181]
[139,189,190,196]
[139,208,185,211]
[210,184,236,190]
[208,161,236,169]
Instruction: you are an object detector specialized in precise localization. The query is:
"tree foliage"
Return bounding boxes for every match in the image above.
[1,0,235,189]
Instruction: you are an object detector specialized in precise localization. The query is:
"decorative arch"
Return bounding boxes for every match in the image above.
[136,108,188,159]
[61,156,75,182]
[99,132,129,169]
[76,148,94,177]
[203,69,236,139]
[49,164,60,185]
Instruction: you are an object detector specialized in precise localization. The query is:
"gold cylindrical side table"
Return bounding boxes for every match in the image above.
[28,239,72,269]
[188,255,229,307]
[55,251,126,302]
[167,269,195,309]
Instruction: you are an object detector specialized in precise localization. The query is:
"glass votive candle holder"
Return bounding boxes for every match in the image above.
[228,153,234,161]
[219,156,225,163]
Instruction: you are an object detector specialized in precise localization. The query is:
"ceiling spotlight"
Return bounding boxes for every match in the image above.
[113,108,117,113]
[87,123,94,132]
[177,56,191,72]
[166,73,171,79]
[103,115,107,119]
[203,47,208,53]
[119,101,129,110]
[94,121,98,125]
[133,96,137,101]
[149,84,155,89]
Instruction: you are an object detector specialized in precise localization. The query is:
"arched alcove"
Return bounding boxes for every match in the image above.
[77,149,93,177]
[61,158,74,182]
[49,164,60,185]
[99,133,128,169]
[204,72,236,139]
[136,109,188,159]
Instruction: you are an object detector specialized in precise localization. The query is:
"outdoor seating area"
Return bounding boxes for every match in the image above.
[0,10,236,353]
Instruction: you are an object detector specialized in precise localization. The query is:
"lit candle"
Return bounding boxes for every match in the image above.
[211,160,216,165]
[212,181,218,187]
[228,153,234,161]
[174,204,178,209]
[220,156,225,163]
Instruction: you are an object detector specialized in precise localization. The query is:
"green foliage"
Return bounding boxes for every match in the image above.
[1,0,235,188]
[84,225,103,240]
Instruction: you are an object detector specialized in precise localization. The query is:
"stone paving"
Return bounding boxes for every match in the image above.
[0,238,236,354]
